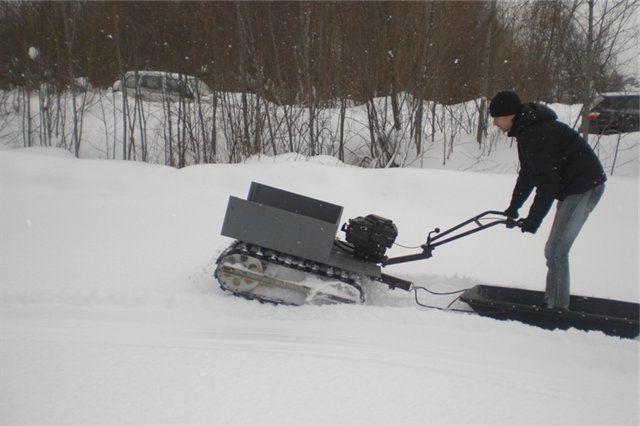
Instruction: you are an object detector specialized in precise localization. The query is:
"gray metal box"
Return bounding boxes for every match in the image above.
[221,182,343,263]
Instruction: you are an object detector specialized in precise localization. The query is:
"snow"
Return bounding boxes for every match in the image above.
[1,139,638,424]
[3,88,637,177]
[28,46,39,61]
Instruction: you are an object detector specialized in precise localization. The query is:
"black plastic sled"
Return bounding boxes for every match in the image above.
[460,285,639,339]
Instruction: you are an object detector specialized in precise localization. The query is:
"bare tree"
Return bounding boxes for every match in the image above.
[235,3,251,158]
[476,0,497,145]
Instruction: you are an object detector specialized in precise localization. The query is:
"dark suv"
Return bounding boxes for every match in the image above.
[587,92,639,134]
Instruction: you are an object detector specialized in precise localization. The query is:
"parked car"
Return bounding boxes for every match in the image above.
[111,71,211,102]
[587,92,639,134]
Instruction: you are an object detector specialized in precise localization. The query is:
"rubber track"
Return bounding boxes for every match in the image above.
[215,240,365,303]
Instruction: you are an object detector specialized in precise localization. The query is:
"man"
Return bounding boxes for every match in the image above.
[490,90,607,311]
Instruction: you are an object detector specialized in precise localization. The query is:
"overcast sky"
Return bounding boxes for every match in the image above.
[609,1,639,80]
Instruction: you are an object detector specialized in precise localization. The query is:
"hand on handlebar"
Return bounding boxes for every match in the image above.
[505,217,519,229]
[502,207,520,229]
[504,216,537,234]
[503,206,519,220]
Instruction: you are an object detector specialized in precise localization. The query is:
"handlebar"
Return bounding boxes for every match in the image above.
[383,210,519,266]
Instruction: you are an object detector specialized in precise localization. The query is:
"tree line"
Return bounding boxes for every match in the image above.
[2,1,636,102]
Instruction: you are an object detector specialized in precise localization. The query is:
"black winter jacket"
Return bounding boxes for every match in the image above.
[507,103,606,231]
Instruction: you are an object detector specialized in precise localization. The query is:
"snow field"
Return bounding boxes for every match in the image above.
[0,147,638,424]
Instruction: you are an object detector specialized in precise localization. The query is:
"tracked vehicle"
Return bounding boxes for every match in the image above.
[215,182,409,305]
[215,182,639,338]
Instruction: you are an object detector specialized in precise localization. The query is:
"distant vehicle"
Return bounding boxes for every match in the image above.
[111,71,211,102]
[587,92,639,134]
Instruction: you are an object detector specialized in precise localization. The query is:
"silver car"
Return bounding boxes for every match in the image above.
[112,71,211,102]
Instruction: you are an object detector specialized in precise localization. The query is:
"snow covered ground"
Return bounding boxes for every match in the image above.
[2,91,638,178]
[1,143,638,424]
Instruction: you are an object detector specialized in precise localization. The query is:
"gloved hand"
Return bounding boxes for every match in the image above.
[517,217,538,234]
[504,206,519,228]
[504,206,519,219]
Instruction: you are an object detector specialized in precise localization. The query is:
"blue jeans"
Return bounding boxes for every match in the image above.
[544,184,605,309]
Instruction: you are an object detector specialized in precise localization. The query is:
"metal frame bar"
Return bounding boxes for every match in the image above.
[383,211,511,266]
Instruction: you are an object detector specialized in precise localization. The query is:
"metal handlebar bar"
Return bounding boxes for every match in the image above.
[383,210,518,266]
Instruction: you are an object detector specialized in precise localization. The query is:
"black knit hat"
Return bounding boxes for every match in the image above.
[489,90,522,117]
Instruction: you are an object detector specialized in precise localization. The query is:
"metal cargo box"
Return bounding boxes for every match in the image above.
[221,182,343,264]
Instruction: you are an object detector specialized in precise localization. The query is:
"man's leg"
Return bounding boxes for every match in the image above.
[544,184,605,309]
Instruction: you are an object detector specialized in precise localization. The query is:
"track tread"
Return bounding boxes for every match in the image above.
[215,241,365,305]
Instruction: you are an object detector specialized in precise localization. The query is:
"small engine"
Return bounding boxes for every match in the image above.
[342,214,398,262]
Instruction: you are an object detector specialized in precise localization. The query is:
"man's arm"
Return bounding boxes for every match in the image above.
[522,124,563,232]
[509,166,534,212]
